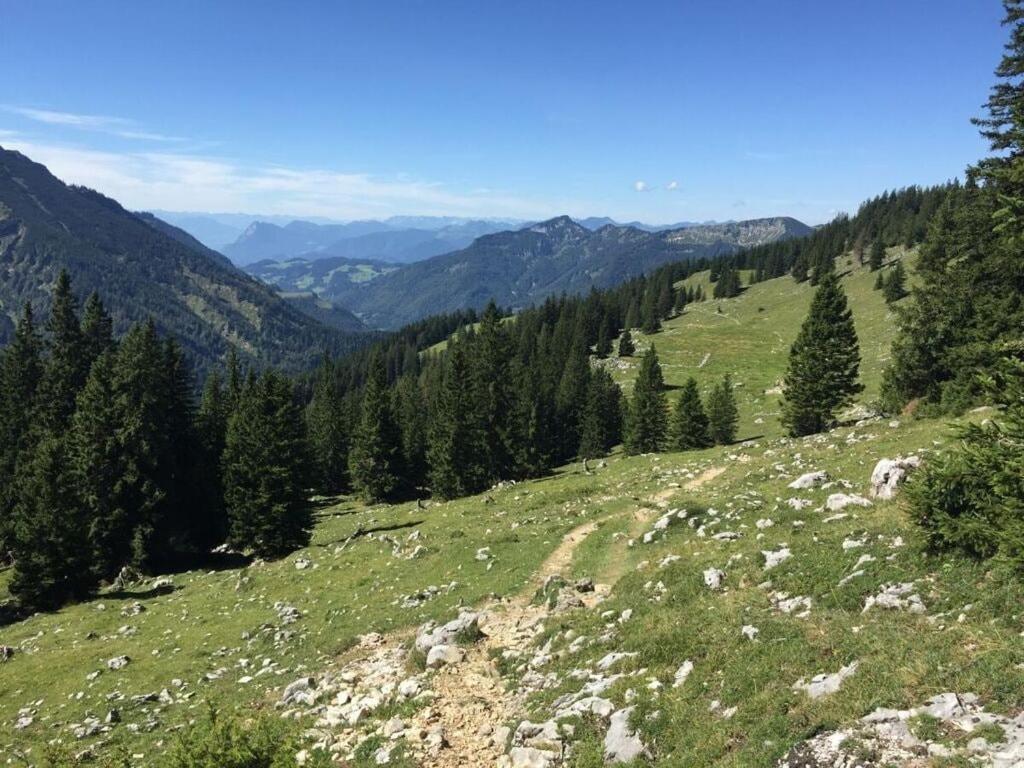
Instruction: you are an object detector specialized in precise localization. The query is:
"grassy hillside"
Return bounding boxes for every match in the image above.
[606,248,915,442]
[5,250,1017,768]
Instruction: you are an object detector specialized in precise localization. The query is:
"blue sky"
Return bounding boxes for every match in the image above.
[0,1,1007,224]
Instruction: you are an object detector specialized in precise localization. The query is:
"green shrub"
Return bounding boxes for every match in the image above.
[908,357,1024,569]
[156,706,328,768]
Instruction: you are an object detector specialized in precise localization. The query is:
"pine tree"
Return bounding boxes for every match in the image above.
[671,377,712,450]
[577,368,623,459]
[673,287,687,315]
[348,353,401,502]
[9,436,96,611]
[781,273,863,436]
[194,369,230,547]
[223,371,312,557]
[883,260,908,303]
[618,329,635,357]
[40,270,86,430]
[869,239,885,271]
[641,289,661,334]
[706,374,739,445]
[427,344,489,498]
[0,304,43,551]
[81,291,114,370]
[594,319,612,358]
[107,320,172,572]
[68,349,126,581]
[625,345,667,454]
[306,362,349,493]
[555,339,591,460]
[393,374,428,492]
[473,302,515,480]
[873,270,885,290]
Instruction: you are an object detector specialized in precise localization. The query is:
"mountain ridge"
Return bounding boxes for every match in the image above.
[0,146,367,373]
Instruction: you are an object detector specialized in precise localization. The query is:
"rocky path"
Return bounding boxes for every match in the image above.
[295,466,726,766]
[416,466,727,767]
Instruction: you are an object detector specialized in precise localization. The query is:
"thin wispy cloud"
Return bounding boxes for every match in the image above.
[0,138,565,220]
[666,180,679,191]
[633,180,648,192]
[4,106,184,142]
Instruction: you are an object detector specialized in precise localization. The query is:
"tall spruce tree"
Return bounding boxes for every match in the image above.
[68,349,126,581]
[427,344,489,499]
[393,374,428,493]
[348,352,402,502]
[671,377,712,450]
[80,291,113,370]
[473,303,515,481]
[0,303,43,551]
[883,260,908,303]
[869,239,885,271]
[40,270,87,430]
[618,329,635,357]
[706,374,739,445]
[781,273,863,436]
[625,345,667,454]
[9,436,96,611]
[578,368,623,459]
[306,362,349,493]
[222,370,312,557]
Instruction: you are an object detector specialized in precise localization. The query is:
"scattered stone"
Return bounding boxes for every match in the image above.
[426,644,466,668]
[762,546,791,570]
[741,625,760,641]
[604,707,648,763]
[673,660,694,687]
[703,567,726,590]
[106,655,130,670]
[415,611,480,653]
[793,661,859,699]
[788,471,828,490]
[869,456,921,499]
[825,493,872,512]
[863,583,926,614]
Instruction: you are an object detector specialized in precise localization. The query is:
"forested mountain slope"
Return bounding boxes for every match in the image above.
[0,147,367,373]
[328,215,811,328]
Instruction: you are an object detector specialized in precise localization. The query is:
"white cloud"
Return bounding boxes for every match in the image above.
[634,180,648,192]
[0,138,562,220]
[4,106,183,142]
[666,180,679,191]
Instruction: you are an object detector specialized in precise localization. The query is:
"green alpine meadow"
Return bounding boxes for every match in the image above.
[1,2,1023,767]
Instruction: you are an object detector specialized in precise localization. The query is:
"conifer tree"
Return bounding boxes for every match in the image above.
[641,289,661,334]
[194,369,230,546]
[595,319,612,358]
[68,349,125,580]
[673,287,687,315]
[80,291,114,370]
[40,270,86,430]
[706,374,739,445]
[223,371,312,557]
[473,302,514,480]
[9,436,96,611]
[107,319,172,571]
[0,303,42,550]
[555,340,591,459]
[623,299,639,330]
[671,377,712,450]
[306,362,349,492]
[873,270,885,290]
[577,368,623,459]
[427,344,489,498]
[625,345,667,454]
[883,260,908,303]
[869,239,885,271]
[393,374,428,492]
[618,329,635,357]
[781,273,863,436]
[348,352,402,502]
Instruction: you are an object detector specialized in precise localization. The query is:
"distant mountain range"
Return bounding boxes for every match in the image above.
[0,147,369,374]
[274,215,812,329]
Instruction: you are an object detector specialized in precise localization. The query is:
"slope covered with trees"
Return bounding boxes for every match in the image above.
[0,147,368,374]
